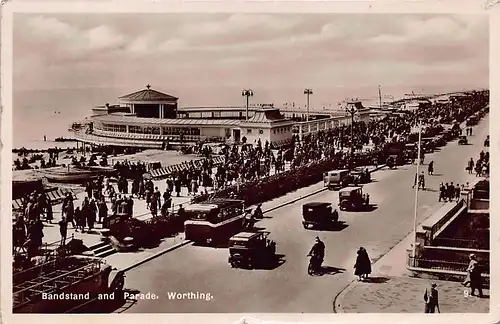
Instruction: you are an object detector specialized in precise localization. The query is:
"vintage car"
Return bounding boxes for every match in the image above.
[338,186,369,211]
[228,231,277,269]
[347,168,371,185]
[323,169,350,190]
[458,135,468,145]
[421,138,435,153]
[302,202,339,229]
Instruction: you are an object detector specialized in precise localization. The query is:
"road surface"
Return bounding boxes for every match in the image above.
[121,115,489,313]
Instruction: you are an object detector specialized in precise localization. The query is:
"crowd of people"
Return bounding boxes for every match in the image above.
[12,91,489,260]
[466,149,489,178]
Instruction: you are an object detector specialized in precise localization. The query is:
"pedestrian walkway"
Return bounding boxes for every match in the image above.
[335,275,489,313]
[335,118,490,314]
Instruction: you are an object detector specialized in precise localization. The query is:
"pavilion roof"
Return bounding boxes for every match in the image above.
[119,85,178,102]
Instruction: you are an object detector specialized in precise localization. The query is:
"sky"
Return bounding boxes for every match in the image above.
[13,13,489,107]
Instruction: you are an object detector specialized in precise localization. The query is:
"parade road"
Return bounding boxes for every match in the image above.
[122,115,489,313]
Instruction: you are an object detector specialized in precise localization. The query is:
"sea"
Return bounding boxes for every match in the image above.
[12,84,477,150]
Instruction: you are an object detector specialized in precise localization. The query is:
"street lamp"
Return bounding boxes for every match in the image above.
[242,89,254,121]
[345,102,357,155]
[412,115,423,259]
[304,88,313,121]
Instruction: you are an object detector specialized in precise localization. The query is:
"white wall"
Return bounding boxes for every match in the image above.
[270,124,293,143]
[201,127,225,138]
[241,126,271,144]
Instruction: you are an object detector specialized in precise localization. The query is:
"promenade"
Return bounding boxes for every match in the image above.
[336,276,489,313]
[119,114,489,313]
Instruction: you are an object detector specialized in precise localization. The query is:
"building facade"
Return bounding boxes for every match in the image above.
[73,86,384,149]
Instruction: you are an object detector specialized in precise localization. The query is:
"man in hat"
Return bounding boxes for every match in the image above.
[424,282,440,313]
[465,254,484,297]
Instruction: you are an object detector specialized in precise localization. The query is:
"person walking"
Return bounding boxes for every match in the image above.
[174,177,181,197]
[447,182,455,202]
[45,199,53,224]
[454,184,461,202]
[98,198,108,224]
[439,183,446,202]
[465,254,484,297]
[65,197,76,228]
[354,247,372,281]
[467,158,474,174]
[418,171,425,190]
[424,282,440,313]
[150,198,158,218]
[58,216,68,246]
[428,160,434,176]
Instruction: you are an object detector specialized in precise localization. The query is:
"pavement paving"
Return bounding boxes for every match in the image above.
[119,114,489,313]
[335,276,490,313]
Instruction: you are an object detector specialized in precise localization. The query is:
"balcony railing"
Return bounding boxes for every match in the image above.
[432,237,489,250]
[407,256,490,274]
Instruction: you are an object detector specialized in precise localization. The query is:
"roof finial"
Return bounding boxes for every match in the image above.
[146,84,151,90]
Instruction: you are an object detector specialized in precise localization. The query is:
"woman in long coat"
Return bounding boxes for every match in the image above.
[354,247,372,281]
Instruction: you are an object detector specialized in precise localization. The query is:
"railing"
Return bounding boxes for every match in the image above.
[432,237,489,250]
[407,256,490,274]
[13,258,103,308]
[427,200,465,240]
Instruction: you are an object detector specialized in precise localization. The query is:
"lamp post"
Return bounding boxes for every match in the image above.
[242,89,254,121]
[345,102,357,155]
[304,88,313,121]
[412,117,423,258]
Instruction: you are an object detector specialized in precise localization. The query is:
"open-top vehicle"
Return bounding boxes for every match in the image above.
[184,199,246,245]
[13,254,125,313]
[458,135,468,145]
[228,231,277,269]
[338,186,369,211]
[302,202,339,229]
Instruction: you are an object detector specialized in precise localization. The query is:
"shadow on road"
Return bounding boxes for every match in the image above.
[310,221,349,232]
[432,173,443,176]
[317,265,346,276]
[232,254,287,271]
[363,276,390,283]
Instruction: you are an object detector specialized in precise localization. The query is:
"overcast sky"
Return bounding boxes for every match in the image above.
[13,13,488,106]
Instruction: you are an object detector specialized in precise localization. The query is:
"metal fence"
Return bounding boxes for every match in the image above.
[407,256,490,274]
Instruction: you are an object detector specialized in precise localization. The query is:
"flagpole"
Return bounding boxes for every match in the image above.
[412,119,422,258]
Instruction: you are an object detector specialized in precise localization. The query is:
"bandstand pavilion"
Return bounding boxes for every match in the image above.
[118,84,178,119]
[72,86,383,149]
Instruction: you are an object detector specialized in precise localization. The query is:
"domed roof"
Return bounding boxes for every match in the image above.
[119,85,178,102]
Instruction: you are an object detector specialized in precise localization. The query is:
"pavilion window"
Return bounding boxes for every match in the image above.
[129,126,142,133]
[102,123,126,132]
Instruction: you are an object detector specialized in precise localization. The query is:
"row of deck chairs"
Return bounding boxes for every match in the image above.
[12,188,78,211]
[150,156,226,180]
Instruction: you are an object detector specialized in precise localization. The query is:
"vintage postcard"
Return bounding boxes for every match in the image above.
[1,1,498,324]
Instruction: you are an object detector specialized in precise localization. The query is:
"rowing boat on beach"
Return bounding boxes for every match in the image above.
[41,165,116,183]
